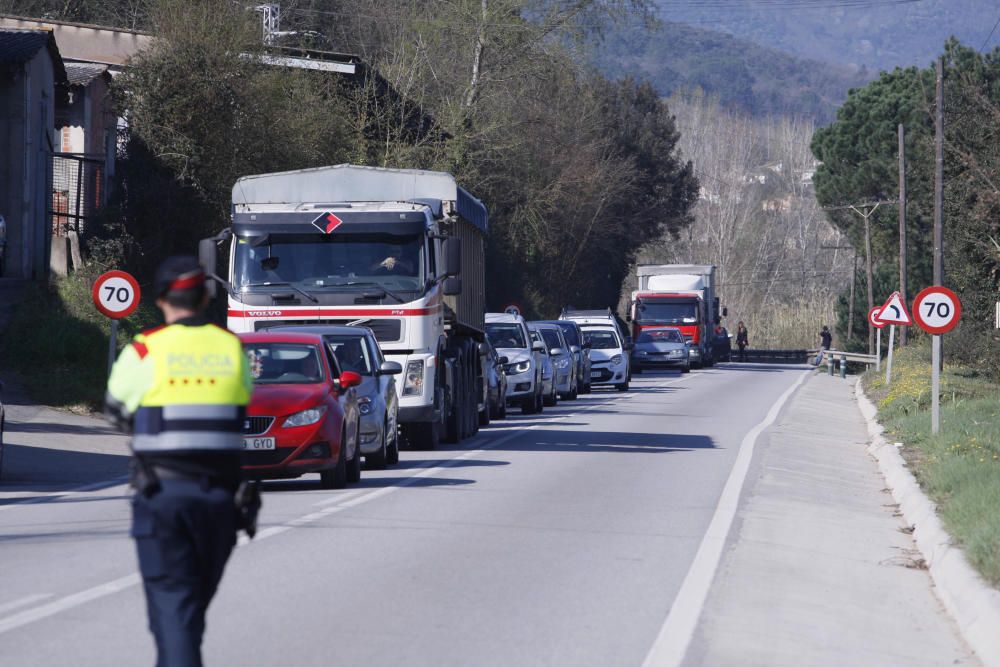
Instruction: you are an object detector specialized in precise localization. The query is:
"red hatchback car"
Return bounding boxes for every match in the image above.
[239,332,363,489]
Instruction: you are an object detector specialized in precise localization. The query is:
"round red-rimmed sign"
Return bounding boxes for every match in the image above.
[912,286,961,334]
[868,306,887,330]
[92,270,141,319]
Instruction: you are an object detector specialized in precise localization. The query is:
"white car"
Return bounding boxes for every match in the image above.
[486,312,545,414]
[581,325,629,391]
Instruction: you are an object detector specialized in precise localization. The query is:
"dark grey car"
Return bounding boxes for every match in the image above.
[272,325,402,469]
[539,319,591,395]
[631,327,691,373]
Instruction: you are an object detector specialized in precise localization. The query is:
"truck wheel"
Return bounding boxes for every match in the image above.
[466,346,479,437]
[407,421,439,451]
[444,355,464,443]
[479,397,491,426]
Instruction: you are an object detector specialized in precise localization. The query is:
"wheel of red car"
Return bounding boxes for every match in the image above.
[320,429,348,489]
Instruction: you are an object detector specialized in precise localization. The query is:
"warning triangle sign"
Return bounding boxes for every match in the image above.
[876,291,912,325]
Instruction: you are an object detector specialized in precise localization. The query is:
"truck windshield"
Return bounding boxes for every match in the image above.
[486,323,527,349]
[234,232,425,294]
[635,301,698,324]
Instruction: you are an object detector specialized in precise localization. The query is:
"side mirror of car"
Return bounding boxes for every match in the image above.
[532,341,546,353]
[549,347,563,357]
[569,345,580,354]
[379,361,402,375]
[685,340,692,346]
[498,356,509,365]
[339,370,363,389]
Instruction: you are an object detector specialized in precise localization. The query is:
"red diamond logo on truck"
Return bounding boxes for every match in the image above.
[312,212,343,234]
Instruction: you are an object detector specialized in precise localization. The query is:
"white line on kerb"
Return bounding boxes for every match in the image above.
[0,371,694,635]
[641,370,810,667]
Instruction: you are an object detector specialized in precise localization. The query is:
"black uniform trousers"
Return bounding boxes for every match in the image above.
[131,477,237,667]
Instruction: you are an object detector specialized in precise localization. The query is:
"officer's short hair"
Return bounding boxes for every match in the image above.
[155,256,207,309]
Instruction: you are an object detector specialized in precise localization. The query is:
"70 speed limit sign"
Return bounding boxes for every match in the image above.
[92,270,141,319]
[912,286,961,334]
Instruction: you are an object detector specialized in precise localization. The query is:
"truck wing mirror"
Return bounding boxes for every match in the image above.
[443,277,462,296]
[199,230,233,299]
[444,237,462,277]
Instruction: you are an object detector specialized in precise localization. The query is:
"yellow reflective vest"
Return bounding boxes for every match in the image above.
[106,321,252,453]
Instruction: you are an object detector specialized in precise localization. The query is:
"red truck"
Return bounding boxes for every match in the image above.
[629,264,724,368]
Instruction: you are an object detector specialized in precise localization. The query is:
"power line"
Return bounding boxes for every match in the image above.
[980,14,1000,53]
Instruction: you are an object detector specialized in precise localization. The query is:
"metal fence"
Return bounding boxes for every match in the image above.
[50,153,105,237]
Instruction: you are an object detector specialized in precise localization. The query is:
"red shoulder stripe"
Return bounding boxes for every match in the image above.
[142,324,168,337]
[131,341,149,359]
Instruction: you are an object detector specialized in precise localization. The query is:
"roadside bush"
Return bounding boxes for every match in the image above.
[0,274,159,412]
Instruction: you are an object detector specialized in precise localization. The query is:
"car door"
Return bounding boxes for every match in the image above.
[366,332,397,431]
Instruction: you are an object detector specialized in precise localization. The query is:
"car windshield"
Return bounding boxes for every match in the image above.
[539,329,562,351]
[583,329,620,350]
[322,335,373,376]
[233,232,425,294]
[245,343,324,384]
[486,323,527,348]
[554,322,580,347]
[638,329,685,343]
[636,301,699,325]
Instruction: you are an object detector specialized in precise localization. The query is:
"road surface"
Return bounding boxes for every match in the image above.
[0,365,972,665]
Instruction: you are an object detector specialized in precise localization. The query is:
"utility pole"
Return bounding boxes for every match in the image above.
[824,202,896,355]
[934,57,944,286]
[898,123,908,345]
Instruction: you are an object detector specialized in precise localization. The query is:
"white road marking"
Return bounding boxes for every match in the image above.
[0,372,696,634]
[642,369,809,667]
[0,574,140,635]
[0,594,53,616]
[0,477,130,512]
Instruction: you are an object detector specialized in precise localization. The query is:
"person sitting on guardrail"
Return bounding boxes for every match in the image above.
[814,325,833,365]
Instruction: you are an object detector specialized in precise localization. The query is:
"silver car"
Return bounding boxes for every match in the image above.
[631,326,691,373]
[273,325,402,469]
[529,321,576,400]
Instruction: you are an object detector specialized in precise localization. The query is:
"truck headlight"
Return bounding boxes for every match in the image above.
[403,360,424,396]
[611,354,623,365]
[284,405,327,428]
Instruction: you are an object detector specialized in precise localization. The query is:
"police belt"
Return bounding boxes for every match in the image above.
[150,464,235,489]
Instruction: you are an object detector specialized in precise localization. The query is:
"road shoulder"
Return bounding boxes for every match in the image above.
[687,372,977,666]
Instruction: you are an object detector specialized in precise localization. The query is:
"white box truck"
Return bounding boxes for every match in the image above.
[200,164,488,449]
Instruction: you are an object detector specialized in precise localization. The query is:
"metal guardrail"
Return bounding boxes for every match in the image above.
[816,349,879,378]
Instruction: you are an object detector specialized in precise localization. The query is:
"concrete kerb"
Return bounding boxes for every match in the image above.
[855,377,1000,666]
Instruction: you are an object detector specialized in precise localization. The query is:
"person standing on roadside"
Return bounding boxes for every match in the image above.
[105,256,254,667]
[815,325,833,365]
[736,321,749,362]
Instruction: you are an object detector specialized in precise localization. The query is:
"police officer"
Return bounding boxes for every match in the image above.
[105,256,253,667]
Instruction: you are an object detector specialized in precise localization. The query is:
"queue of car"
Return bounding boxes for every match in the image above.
[236,309,696,489]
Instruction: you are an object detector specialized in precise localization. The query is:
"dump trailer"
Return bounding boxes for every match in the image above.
[200,164,489,449]
[630,264,722,367]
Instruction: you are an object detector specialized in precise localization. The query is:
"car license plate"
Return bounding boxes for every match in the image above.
[243,437,276,451]
[590,371,602,378]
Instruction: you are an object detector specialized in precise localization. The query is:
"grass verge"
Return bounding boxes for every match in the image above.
[863,343,1000,586]
[0,271,159,413]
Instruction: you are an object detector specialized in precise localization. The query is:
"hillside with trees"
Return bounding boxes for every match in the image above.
[652,0,998,71]
[595,17,871,123]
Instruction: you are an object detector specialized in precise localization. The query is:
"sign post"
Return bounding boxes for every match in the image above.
[874,292,912,386]
[912,286,962,434]
[92,270,141,376]
[868,307,886,372]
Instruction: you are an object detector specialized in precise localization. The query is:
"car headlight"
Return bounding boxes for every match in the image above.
[284,405,327,428]
[358,397,373,415]
[555,358,570,369]
[637,350,648,356]
[403,360,424,396]
[505,361,531,374]
[611,354,623,365]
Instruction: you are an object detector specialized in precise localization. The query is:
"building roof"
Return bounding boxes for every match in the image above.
[65,62,108,85]
[0,28,67,83]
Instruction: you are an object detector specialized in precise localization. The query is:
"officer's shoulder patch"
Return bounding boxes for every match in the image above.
[141,324,168,338]
[131,341,149,359]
